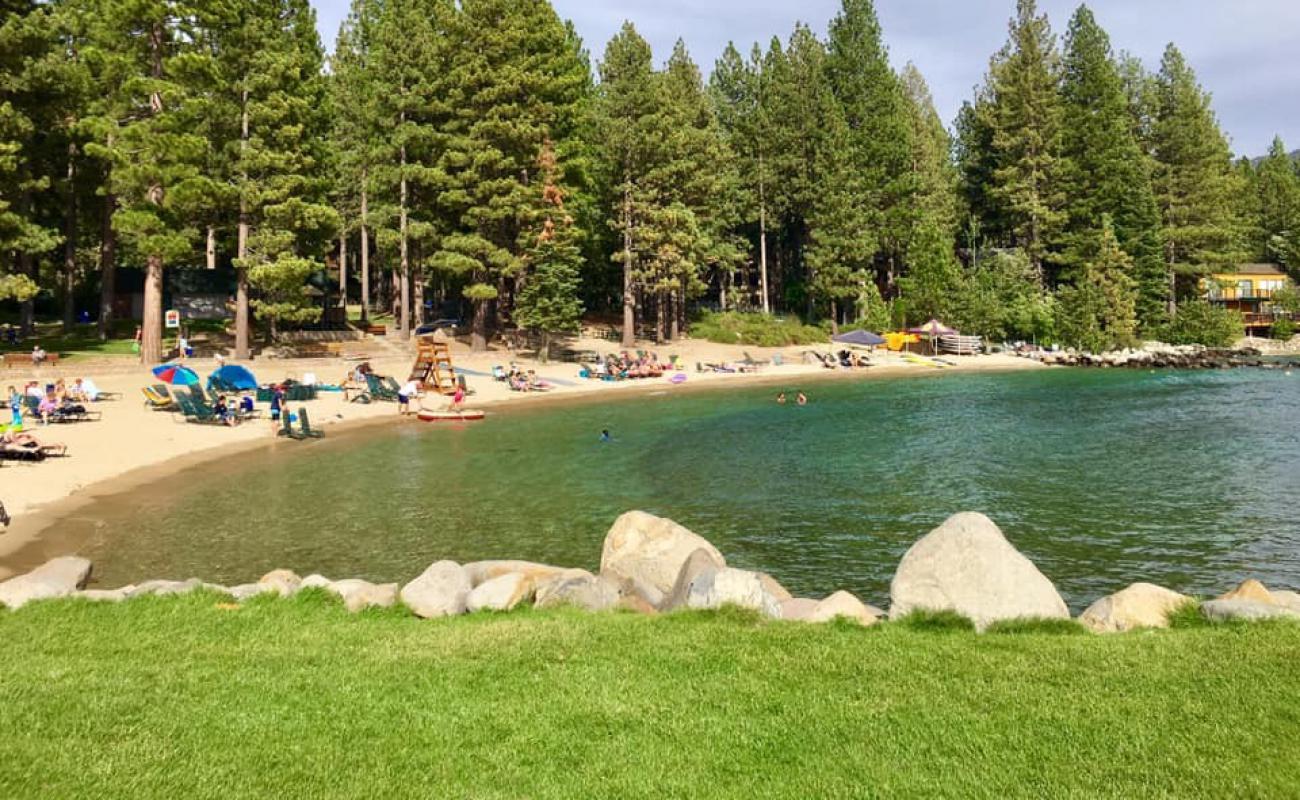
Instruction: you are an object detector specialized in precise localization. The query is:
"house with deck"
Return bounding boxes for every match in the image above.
[1204,264,1295,335]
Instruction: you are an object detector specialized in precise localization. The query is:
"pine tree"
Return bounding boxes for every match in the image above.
[984,0,1065,278]
[204,0,336,352]
[93,0,215,363]
[0,1,60,317]
[1253,136,1300,272]
[1055,217,1138,352]
[710,43,773,312]
[1057,6,1164,328]
[824,0,913,279]
[899,64,957,236]
[515,141,583,360]
[431,0,590,350]
[1150,44,1243,309]
[593,22,660,348]
[329,0,381,322]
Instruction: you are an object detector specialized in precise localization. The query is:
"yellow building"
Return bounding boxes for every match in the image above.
[1204,264,1294,334]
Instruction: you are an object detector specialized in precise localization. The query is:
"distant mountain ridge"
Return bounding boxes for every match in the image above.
[1249,149,1300,166]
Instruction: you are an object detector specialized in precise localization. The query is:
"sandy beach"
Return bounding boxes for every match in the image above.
[0,337,1043,578]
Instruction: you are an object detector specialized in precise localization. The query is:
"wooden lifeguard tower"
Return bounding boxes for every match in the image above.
[409,339,457,395]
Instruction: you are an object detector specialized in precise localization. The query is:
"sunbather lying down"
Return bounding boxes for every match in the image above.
[1,429,67,457]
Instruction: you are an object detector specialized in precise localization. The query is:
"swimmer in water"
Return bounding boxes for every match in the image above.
[600,429,612,442]
[776,392,787,405]
[796,392,808,406]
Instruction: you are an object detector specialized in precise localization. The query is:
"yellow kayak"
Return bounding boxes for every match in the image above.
[903,354,952,369]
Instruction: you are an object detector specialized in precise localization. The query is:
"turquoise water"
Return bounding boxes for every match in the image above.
[77,368,1300,608]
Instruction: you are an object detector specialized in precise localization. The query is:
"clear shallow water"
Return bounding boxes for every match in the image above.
[75,368,1300,608]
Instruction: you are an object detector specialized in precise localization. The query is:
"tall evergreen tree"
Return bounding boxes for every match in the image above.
[1055,216,1138,352]
[824,0,912,279]
[93,0,214,363]
[1057,6,1164,327]
[515,140,583,360]
[1252,136,1300,272]
[593,22,660,348]
[984,0,1064,278]
[431,0,589,350]
[1150,44,1243,308]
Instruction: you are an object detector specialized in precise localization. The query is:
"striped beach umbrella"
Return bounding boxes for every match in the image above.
[152,363,201,386]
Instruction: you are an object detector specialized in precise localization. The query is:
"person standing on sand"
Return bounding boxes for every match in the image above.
[7,386,21,430]
[398,379,420,415]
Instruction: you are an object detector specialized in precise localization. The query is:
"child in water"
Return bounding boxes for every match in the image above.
[600,429,612,443]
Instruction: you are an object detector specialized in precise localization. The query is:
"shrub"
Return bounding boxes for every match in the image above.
[892,609,976,632]
[1271,318,1296,340]
[1154,300,1244,347]
[985,617,1087,636]
[689,311,830,347]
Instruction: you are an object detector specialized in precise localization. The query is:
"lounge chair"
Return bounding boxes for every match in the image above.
[297,407,324,439]
[0,445,46,462]
[142,386,178,411]
[741,351,771,367]
[22,396,101,424]
[364,373,400,402]
[277,410,307,440]
[174,395,226,426]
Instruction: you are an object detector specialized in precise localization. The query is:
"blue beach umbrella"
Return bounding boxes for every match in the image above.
[210,364,258,391]
[152,363,200,386]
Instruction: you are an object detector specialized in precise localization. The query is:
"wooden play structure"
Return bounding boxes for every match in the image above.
[408,339,458,394]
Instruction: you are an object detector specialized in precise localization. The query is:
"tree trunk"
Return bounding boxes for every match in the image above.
[141,255,164,364]
[18,250,34,336]
[670,291,680,341]
[413,275,424,330]
[758,163,770,315]
[621,186,635,348]
[830,300,840,336]
[398,175,410,340]
[206,226,216,269]
[98,187,117,340]
[62,146,78,333]
[235,93,251,360]
[338,231,347,308]
[360,182,370,322]
[655,292,665,344]
[471,273,488,351]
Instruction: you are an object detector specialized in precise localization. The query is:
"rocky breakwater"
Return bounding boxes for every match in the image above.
[2,511,1297,634]
[1041,343,1298,370]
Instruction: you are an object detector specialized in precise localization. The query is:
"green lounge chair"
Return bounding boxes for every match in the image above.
[278,409,307,440]
[297,407,324,439]
[175,395,225,426]
[365,373,400,402]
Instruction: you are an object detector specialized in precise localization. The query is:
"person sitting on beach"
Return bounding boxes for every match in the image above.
[2,428,67,457]
[31,345,47,365]
[67,379,89,403]
[525,370,551,391]
[213,395,239,427]
[37,392,59,425]
[239,395,255,416]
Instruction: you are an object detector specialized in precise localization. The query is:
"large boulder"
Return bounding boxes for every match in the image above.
[1201,599,1300,623]
[463,560,572,588]
[778,598,820,621]
[0,557,93,610]
[75,587,134,603]
[228,582,276,601]
[400,561,471,618]
[600,511,725,597]
[685,567,783,619]
[661,548,723,611]
[889,512,1069,631]
[127,578,210,597]
[534,573,620,612]
[329,579,399,613]
[466,573,535,612]
[1272,590,1300,613]
[1078,582,1191,633]
[1218,579,1274,604]
[258,569,303,597]
[807,590,880,626]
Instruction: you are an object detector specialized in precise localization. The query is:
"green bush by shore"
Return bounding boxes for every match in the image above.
[2,590,1298,798]
[689,311,830,347]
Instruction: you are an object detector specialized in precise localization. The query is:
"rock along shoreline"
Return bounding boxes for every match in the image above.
[2,510,1298,632]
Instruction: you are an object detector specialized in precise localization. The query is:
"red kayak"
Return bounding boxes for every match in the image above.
[417,409,486,423]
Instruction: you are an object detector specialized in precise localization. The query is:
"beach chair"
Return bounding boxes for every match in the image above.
[742,351,771,367]
[0,446,46,462]
[175,395,225,426]
[297,407,324,439]
[278,410,307,440]
[142,386,178,411]
[365,373,400,402]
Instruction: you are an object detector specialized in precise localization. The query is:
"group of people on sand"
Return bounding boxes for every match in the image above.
[7,381,92,427]
[586,352,671,381]
[497,364,553,392]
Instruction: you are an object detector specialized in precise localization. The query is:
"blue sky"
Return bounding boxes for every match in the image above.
[310,0,1300,157]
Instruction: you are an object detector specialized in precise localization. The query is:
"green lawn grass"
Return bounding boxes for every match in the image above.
[2,591,1298,798]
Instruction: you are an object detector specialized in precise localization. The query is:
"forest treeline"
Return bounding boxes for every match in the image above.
[2,0,1299,360]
